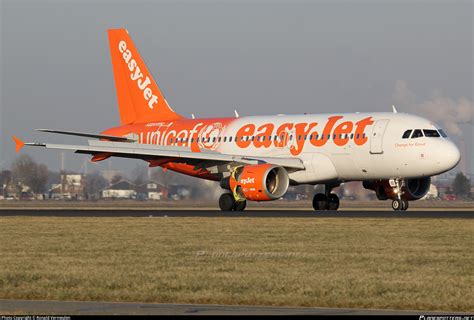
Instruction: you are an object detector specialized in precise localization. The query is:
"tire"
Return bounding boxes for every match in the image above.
[219,193,236,211]
[391,199,402,211]
[401,199,409,211]
[327,193,340,211]
[235,200,247,211]
[312,193,328,211]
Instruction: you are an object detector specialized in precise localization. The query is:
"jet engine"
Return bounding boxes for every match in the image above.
[363,177,431,201]
[221,164,290,201]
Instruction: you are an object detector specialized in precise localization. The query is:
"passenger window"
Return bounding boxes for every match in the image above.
[402,130,412,139]
[423,129,440,137]
[229,136,233,142]
[411,129,423,139]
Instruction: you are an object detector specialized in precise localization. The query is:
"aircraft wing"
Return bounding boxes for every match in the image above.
[35,129,135,142]
[13,137,305,171]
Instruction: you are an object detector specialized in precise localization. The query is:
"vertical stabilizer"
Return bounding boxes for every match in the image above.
[108,29,182,124]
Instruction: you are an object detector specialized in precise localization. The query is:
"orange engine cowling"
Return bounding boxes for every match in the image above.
[228,164,290,201]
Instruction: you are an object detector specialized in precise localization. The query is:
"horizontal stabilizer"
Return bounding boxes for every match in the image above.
[36,129,135,142]
[12,135,25,153]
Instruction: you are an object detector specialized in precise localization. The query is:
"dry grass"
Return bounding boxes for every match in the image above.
[0,216,472,311]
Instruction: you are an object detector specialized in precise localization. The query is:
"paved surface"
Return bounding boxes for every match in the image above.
[0,299,466,315]
[0,209,472,218]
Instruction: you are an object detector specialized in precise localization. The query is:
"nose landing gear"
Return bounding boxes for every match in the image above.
[392,199,409,211]
[391,179,409,211]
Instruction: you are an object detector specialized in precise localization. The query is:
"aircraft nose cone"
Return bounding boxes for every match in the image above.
[441,141,461,171]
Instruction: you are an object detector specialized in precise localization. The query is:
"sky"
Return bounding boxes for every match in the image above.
[1,0,473,174]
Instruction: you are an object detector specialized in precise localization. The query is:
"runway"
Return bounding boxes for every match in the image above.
[0,209,472,218]
[0,299,465,315]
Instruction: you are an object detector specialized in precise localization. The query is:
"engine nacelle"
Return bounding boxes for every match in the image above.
[363,177,431,201]
[224,164,290,201]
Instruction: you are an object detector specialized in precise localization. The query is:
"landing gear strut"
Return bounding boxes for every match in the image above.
[218,193,246,211]
[312,184,340,211]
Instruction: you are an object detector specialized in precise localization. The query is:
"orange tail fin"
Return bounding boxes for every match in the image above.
[108,29,182,124]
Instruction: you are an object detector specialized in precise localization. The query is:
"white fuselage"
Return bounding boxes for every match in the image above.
[209,112,460,184]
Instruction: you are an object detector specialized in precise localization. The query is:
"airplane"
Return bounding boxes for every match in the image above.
[12,29,461,211]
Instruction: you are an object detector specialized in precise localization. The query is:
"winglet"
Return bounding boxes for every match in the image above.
[12,135,25,153]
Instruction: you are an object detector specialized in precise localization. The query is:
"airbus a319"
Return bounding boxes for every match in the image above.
[12,29,461,211]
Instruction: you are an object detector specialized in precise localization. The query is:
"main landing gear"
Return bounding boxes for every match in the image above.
[312,185,340,211]
[219,193,247,211]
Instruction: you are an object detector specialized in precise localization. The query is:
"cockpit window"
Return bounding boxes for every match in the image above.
[411,129,423,139]
[402,130,412,139]
[423,129,440,137]
[438,129,448,138]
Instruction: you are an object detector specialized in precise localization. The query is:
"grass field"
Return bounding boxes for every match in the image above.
[0,216,472,311]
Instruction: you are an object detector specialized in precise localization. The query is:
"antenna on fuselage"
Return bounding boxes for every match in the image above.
[191,114,196,119]
[234,110,240,118]
[392,105,398,114]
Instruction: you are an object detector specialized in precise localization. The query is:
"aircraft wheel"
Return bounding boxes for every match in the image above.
[235,200,247,211]
[391,199,402,211]
[401,199,409,211]
[312,193,328,211]
[327,193,340,211]
[219,193,236,211]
